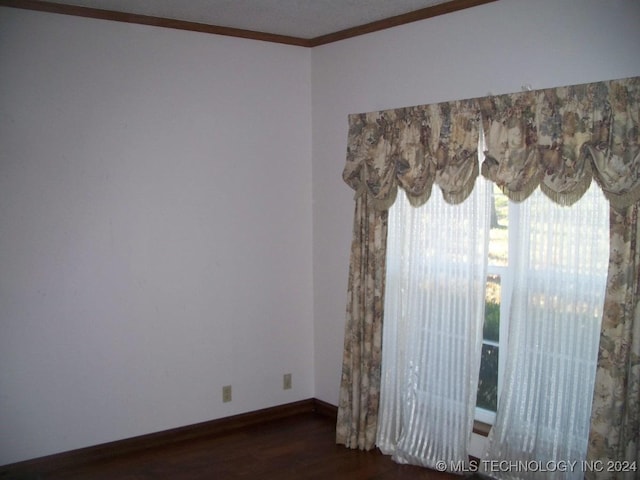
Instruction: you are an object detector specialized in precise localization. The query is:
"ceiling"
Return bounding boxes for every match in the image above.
[4,0,494,44]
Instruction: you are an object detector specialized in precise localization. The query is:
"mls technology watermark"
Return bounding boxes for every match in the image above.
[435,459,638,474]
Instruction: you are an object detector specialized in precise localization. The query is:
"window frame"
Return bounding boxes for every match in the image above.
[474,187,519,426]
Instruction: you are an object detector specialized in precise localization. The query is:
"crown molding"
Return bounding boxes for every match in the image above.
[308,0,497,46]
[0,0,311,46]
[0,0,498,47]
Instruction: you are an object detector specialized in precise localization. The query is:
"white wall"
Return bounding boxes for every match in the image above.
[0,8,313,464]
[311,0,640,404]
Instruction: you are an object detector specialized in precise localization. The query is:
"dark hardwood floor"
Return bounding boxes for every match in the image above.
[2,413,462,480]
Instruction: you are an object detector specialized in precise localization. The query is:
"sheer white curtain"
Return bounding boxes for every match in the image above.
[483,184,609,479]
[377,180,491,471]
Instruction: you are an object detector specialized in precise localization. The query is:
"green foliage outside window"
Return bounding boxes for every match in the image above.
[477,299,500,412]
[483,300,500,342]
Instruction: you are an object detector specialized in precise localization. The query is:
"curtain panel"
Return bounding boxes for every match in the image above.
[337,76,640,470]
[587,205,640,480]
[335,194,388,450]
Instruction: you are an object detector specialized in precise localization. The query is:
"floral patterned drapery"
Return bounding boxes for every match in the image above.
[587,205,640,480]
[342,99,482,210]
[335,194,387,450]
[337,76,640,471]
[342,77,640,211]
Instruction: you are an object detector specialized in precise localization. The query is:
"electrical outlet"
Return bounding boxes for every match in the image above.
[222,385,232,403]
[283,373,292,390]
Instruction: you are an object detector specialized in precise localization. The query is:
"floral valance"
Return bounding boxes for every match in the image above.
[343,76,640,210]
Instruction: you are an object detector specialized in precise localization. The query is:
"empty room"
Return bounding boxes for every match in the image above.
[1,0,639,478]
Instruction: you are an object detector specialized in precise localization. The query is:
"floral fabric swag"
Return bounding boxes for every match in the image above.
[343,76,640,211]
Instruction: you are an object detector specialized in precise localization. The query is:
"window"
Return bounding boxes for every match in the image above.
[378,167,609,463]
[377,171,491,466]
[476,182,513,425]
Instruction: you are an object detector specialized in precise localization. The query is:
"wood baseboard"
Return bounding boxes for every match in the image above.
[1,398,337,476]
[311,398,339,421]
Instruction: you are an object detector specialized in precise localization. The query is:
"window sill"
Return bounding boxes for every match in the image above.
[473,420,491,437]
